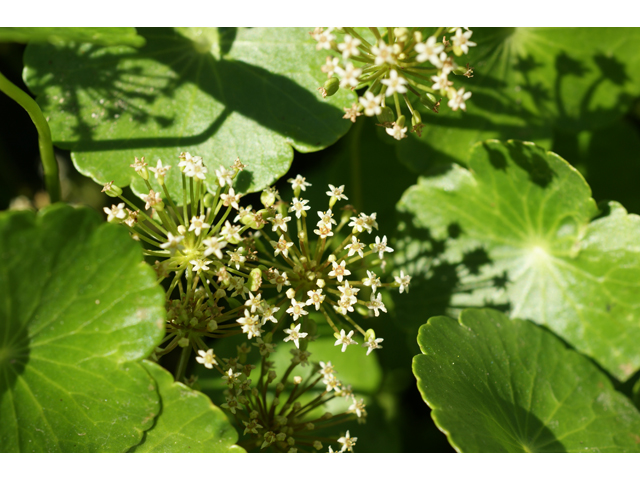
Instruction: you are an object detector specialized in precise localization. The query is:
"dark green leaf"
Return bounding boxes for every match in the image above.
[0,205,165,452]
[396,140,640,381]
[131,361,244,453]
[23,27,354,198]
[0,27,145,47]
[414,308,640,452]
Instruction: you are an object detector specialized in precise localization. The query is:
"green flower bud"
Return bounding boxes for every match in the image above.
[276,201,288,217]
[203,193,215,208]
[322,76,340,97]
[420,93,440,113]
[102,182,122,198]
[261,188,276,208]
[364,328,377,343]
[247,268,262,292]
[411,111,422,126]
[376,106,395,125]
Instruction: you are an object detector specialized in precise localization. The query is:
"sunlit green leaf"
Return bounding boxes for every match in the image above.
[414,308,640,452]
[23,27,354,199]
[396,140,640,380]
[0,205,165,452]
[0,27,145,47]
[131,361,244,453]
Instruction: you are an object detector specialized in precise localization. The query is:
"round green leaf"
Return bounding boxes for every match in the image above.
[0,205,166,452]
[22,27,354,198]
[396,140,640,380]
[0,27,145,47]
[414,308,640,452]
[398,27,640,172]
[131,361,244,453]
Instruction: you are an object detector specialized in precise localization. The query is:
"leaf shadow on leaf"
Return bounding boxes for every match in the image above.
[398,29,636,173]
[27,27,345,153]
[0,320,30,399]
[393,210,511,335]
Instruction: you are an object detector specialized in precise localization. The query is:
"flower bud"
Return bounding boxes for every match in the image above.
[102,182,122,198]
[376,106,395,125]
[420,93,440,113]
[248,268,262,292]
[261,188,276,208]
[322,76,340,97]
[203,193,215,208]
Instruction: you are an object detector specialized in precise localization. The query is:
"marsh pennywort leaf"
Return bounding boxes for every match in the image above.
[0,27,145,47]
[22,27,354,199]
[397,28,640,173]
[0,205,165,452]
[396,140,640,381]
[130,361,244,453]
[414,309,640,452]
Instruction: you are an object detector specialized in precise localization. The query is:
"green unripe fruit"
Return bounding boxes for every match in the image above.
[376,106,395,124]
[203,193,215,208]
[396,115,406,128]
[322,76,340,97]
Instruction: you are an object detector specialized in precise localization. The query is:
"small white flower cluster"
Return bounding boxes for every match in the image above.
[311,27,476,140]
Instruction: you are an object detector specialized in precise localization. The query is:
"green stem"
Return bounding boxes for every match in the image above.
[175,345,191,382]
[0,70,60,202]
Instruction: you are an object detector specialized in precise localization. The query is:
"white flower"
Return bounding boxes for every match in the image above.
[306,289,325,310]
[103,203,127,222]
[283,323,308,348]
[362,212,378,233]
[269,270,290,292]
[286,299,309,321]
[335,62,362,89]
[222,368,242,387]
[394,270,412,293]
[244,292,262,313]
[363,270,382,293]
[338,34,361,58]
[160,233,184,252]
[148,159,171,180]
[321,56,340,77]
[323,373,342,393]
[130,157,147,173]
[329,260,351,282]
[270,213,291,233]
[371,40,397,65]
[260,303,280,324]
[203,236,227,259]
[317,209,337,227]
[319,361,334,377]
[337,280,359,305]
[215,165,234,187]
[344,235,365,258]
[227,247,247,270]
[237,309,262,339]
[186,161,207,181]
[358,91,383,117]
[386,123,407,140]
[366,292,387,317]
[415,36,444,65]
[314,223,334,239]
[220,221,242,244]
[433,52,455,74]
[431,71,452,91]
[189,215,210,236]
[290,197,310,219]
[337,430,357,453]
[362,336,383,355]
[334,329,358,352]
[190,258,212,272]
[271,234,294,258]
[142,190,162,210]
[326,184,348,202]
[313,28,335,50]
[288,174,312,192]
[220,188,242,210]
[452,28,476,54]
[448,87,472,111]
[372,235,394,259]
[178,152,198,173]
[348,215,366,233]
[196,349,217,369]
[381,69,407,96]
[348,398,367,418]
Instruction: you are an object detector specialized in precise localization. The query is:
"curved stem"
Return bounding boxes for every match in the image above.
[0,70,60,202]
